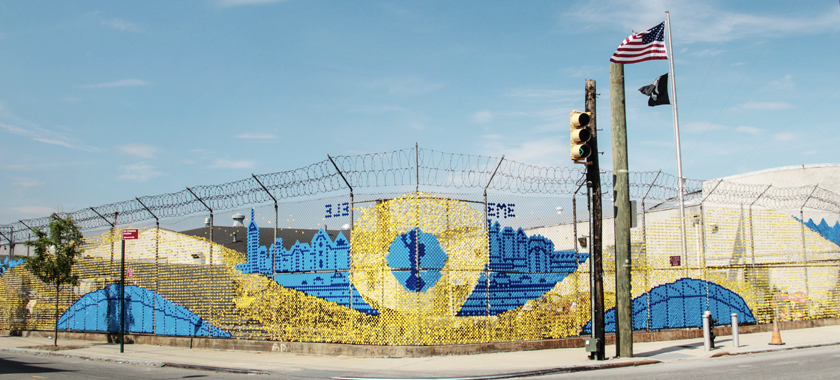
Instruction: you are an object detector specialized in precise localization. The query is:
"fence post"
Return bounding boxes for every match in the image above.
[482,156,504,335]
[799,184,818,317]
[135,197,159,334]
[90,208,118,333]
[328,155,355,314]
[252,175,278,277]
[186,187,213,265]
[699,180,723,311]
[19,220,36,257]
[90,207,118,264]
[747,185,771,287]
[572,177,586,298]
[640,171,661,330]
[0,227,12,260]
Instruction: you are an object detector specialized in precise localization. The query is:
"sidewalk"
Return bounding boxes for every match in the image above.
[2,325,839,379]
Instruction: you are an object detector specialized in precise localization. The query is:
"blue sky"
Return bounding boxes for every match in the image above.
[1,0,839,225]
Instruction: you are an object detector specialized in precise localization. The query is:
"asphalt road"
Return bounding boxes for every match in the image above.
[3,345,839,380]
[545,345,840,380]
[0,351,272,380]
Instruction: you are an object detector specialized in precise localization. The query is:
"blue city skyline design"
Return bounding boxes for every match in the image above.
[457,221,589,316]
[58,284,230,337]
[236,208,378,315]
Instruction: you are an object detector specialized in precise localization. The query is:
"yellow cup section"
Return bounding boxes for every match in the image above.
[350,193,488,317]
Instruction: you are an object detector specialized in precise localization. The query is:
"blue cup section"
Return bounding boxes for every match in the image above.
[582,278,756,333]
[57,284,230,338]
[387,229,447,292]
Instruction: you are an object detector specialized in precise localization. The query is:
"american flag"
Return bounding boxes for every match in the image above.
[610,22,668,64]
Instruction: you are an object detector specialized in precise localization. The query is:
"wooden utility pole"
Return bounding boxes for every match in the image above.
[610,63,633,357]
[585,79,606,360]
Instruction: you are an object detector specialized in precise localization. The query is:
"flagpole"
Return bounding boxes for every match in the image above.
[665,10,688,273]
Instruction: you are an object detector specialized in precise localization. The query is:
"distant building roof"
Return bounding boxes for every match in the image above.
[180,226,350,254]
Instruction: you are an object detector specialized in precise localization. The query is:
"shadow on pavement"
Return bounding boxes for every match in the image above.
[635,341,704,357]
[0,357,75,375]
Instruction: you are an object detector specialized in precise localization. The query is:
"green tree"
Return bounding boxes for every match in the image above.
[24,213,84,347]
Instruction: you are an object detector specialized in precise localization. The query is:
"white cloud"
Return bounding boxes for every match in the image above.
[765,75,795,91]
[688,49,724,57]
[471,111,493,124]
[736,126,762,135]
[736,101,793,110]
[506,89,578,102]
[118,163,163,182]
[348,105,407,114]
[563,0,840,44]
[211,159,254,169]
[370,77,444,96]
[0,122,95,151]
[102,18,140,32]
[482,136,563,167]
[562,65,601,78]
[11,206,56,216]
[13,178,45,187]
[118,144,159,158]
[217,0,286,7]
[773,132,795,142]
[236,132,279,140]
[682,121,728,134]
[80,79,150,88]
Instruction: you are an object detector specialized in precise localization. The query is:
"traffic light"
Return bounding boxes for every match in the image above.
[570,110,592,164]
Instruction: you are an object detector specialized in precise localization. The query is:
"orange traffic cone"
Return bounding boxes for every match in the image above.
[769,318,785,345]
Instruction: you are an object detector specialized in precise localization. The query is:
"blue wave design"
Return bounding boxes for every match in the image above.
[57,284,230,337]
[583,278,755,333]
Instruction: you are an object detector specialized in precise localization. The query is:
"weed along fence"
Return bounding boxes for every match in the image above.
[1,147,840,346]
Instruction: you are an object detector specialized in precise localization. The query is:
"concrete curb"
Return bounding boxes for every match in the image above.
[0,346,267,375]
[0,347,164,367]
[162,362,269,375]
[709,341,840,358]
[332,359,662,380]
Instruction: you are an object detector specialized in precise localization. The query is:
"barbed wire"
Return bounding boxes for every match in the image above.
[2,146,838,242]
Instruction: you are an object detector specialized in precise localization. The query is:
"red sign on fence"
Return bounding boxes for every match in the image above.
[122,228,139,240]
[670,255,681,267]
[126,268,135,278]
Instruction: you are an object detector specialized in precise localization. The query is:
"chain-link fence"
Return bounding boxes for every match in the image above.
[1,147,839,345]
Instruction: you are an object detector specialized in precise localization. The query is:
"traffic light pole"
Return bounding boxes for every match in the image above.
[585,79,606,360]
[610,63,633,358]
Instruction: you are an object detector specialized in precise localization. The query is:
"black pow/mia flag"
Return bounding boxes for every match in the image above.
[639,73,670,107]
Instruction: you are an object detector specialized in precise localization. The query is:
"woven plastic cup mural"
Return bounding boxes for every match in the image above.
[2,147,840,346]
